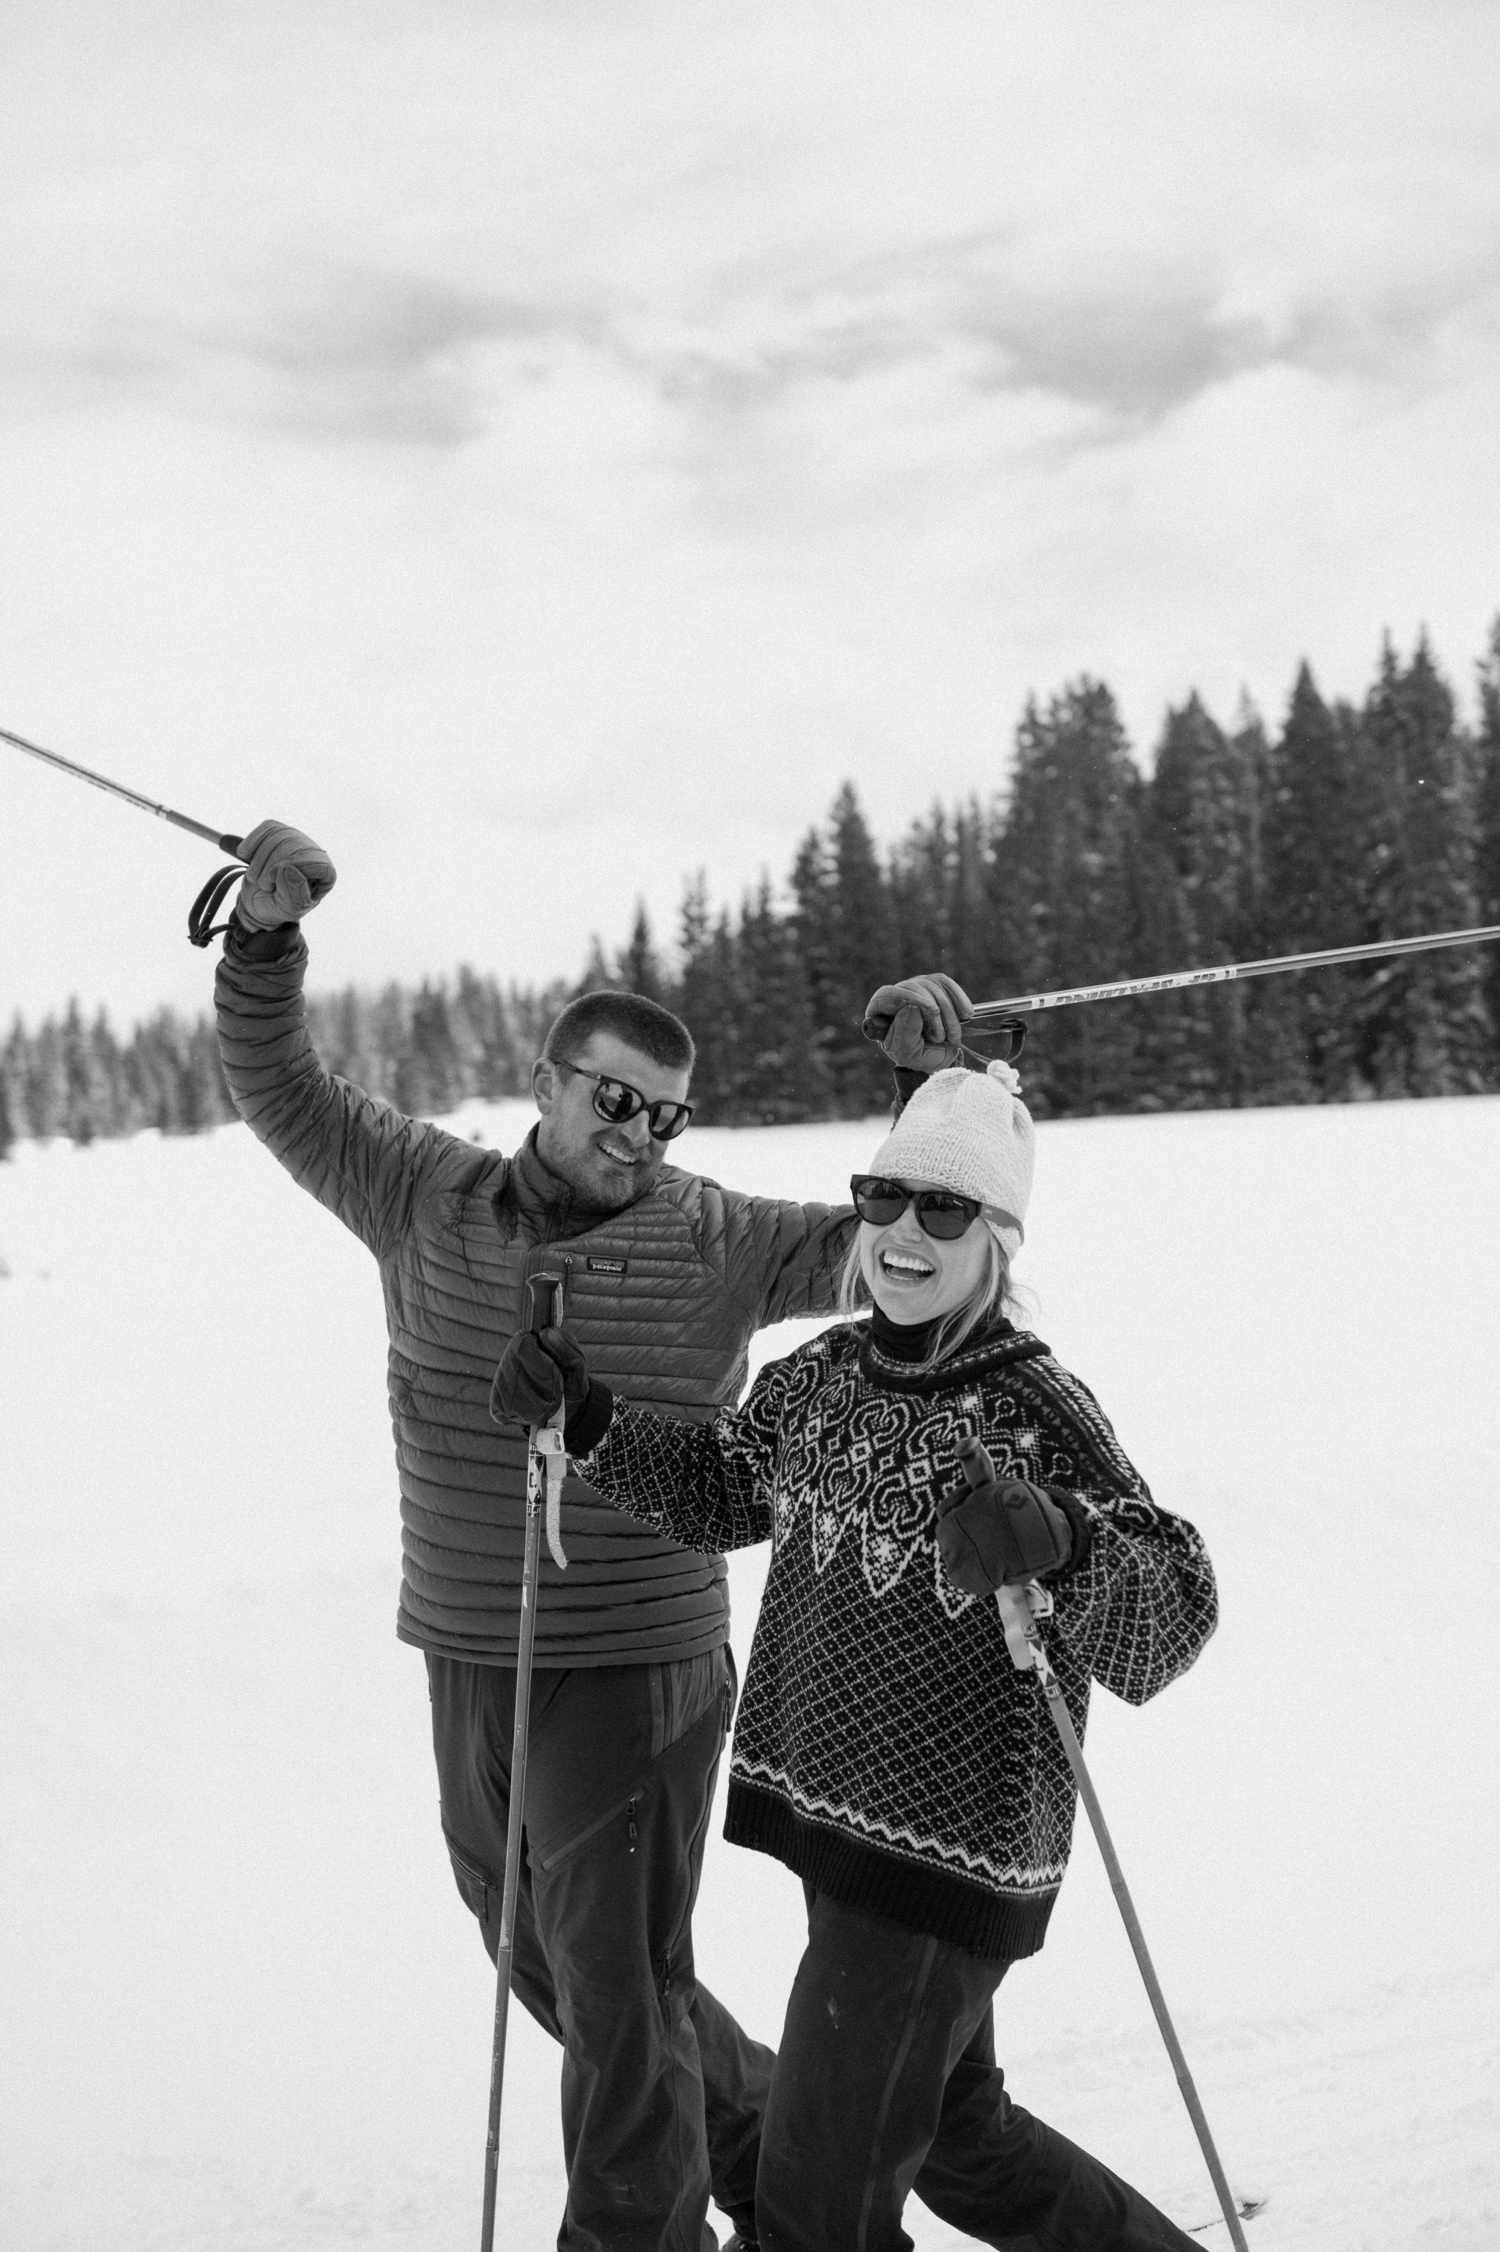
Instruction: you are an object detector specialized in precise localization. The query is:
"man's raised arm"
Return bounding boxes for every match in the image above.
[214,821,473,1260]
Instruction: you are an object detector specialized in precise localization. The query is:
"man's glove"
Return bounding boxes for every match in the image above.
[936,1437,1073,1595]
[862,971,973,1074]
[233,820,338,932]
[488,1325,613,1452]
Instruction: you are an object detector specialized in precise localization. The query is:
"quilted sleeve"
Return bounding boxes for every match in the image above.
[715,1183,859,1324]
[577,1353,795,1553]
[215,925,476,1259]
[1012,1360,1219,1705]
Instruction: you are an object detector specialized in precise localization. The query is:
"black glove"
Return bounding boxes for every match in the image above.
[862,971,972,1073]
[488,1325,613,1452]
[936,1436,1073,1595]
[233,819,337,931]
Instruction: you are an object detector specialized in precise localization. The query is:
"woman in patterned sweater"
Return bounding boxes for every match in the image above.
[494,1061,1218,2252]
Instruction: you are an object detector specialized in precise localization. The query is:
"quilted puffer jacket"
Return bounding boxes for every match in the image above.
[215,927,857,1665]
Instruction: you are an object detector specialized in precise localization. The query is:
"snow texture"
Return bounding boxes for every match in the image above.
[3,1093,1498,2250]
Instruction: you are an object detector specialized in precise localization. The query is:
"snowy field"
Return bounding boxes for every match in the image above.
[3,1091,1498,2252]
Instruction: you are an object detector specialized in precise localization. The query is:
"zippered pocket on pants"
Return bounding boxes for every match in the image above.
[442,1830,496,1923]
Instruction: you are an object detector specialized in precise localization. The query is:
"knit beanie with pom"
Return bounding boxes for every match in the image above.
[867,1060,1035,1258]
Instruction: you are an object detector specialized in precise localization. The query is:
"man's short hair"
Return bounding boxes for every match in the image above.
[543,990,696,1078]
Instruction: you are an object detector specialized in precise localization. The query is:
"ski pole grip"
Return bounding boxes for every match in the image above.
[525,1272,564,1336]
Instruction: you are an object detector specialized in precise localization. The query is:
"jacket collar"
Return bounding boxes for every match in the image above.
[504,1124,649,1239]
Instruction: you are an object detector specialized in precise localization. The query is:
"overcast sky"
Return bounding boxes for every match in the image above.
[3,0,1499,1027]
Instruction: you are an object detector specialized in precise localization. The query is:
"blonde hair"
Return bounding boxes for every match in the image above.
[838,1218,1014,1368]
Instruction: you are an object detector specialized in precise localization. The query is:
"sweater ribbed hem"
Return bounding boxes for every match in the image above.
[725,1779,1057,1962]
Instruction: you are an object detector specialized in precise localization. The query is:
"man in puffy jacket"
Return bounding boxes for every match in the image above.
[211,820,970,2252]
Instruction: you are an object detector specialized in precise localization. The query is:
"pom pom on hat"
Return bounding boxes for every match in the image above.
[867,1060,1034,1256]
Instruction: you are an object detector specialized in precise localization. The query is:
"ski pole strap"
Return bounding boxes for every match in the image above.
[187,863,245,948]
[533,1424,569,1570]
[994,1575,1055,1672]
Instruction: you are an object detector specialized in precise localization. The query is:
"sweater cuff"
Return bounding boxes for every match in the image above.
[565,1382,615,1458]
[225,917,304,964]
[892,1066,927,1117]
[1047,1489,1095,1575]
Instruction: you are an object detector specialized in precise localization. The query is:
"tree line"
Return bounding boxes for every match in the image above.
[4,623,1499,1156]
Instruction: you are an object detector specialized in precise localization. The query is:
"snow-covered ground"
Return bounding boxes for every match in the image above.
[2,1092,1498,2251]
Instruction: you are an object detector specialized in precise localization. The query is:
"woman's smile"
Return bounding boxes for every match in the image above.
[861,1178,991,1321]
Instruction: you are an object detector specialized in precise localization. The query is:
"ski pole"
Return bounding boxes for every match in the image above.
[1,722,243,854]
[968,922,1500,1029]
[956,1442,1252,2252]
[480,1272,569,2252]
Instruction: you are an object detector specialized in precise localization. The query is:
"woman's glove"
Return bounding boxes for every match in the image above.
[937,1437,1073,1594]
[234,819,338,931]
[488,1325,613,1452]
[861,971,973,1074]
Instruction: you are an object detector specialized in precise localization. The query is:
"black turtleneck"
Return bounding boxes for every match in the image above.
[868,1301,1018,1366]
[869,1303,940,1362]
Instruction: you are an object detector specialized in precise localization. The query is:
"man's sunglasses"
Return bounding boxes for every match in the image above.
[556,1059,695,1142]
[849,1175,984,1240]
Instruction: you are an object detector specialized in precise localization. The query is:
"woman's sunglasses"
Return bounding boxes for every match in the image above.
[849,1175,984,1240]
[555,1059,696,1141]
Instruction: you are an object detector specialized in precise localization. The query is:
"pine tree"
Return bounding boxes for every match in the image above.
[889,806,955,981]
[1127,828,1212,1109]
[1260,664,1363,1098]
[453,967,521,1097]
[1,1020,25,1146]
[575,936,617,996]
[510,980,571,1069]
[677,875,740,1121]
[1470,616,1500,1075]
[23,1019,68,1140]
[791,784,892,1115]
[987,681,1144,1115]
[1355,635,1490,1094]
[60,999,108,1142]
[732,878,833,1124]
[311,986,383,1096]
[1149,692,1277,1105]
[390,984,458,1117]
[178,1020,233,1131]
[88,1011,129,1137]
[616,901,667,1003]
[1225,697,1311,1104]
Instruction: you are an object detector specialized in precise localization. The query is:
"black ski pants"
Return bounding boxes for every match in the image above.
[757,1889,1202,2252]
[427,1647,773,2252]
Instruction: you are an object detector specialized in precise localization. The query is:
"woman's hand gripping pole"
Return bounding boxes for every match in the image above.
[952,1435,1055,1673]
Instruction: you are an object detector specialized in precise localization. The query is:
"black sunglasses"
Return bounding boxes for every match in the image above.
[849,1175,984,1240]
[556,1059,695,1142]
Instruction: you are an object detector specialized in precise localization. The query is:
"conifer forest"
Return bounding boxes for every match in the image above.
[6,624,1500,1152]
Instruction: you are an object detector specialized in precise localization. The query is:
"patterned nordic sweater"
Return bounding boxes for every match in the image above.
[580,1315,1218,1961]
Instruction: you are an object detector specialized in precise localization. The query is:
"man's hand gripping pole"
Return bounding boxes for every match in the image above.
[954,1439,1254,2252]
[527,1280,570,1574]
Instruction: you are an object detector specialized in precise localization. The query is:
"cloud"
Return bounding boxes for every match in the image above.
[0,266,609,445]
